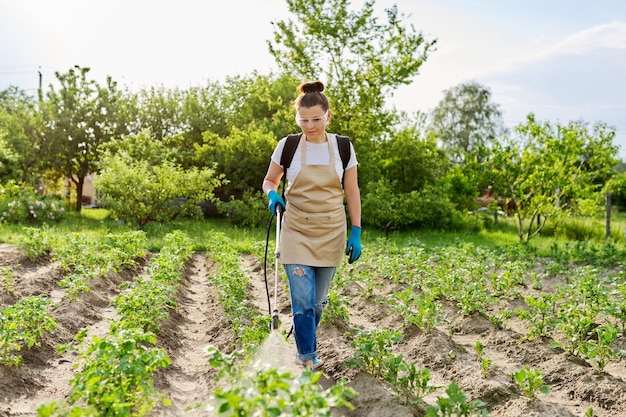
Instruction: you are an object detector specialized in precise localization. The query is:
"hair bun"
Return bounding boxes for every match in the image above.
[299,80,325,94]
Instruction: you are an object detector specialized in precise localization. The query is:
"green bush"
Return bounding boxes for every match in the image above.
[196,126,276,196]
[606,172,626,212]
[362,179,464,232]
[96,153,224,229]
[215,189,269,228]
[545,216,606,242]
[439,166,479,213]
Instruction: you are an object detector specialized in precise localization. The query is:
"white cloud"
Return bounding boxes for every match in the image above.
[547,21,626,54]
[490,21,626,75]
[532,20,626,64]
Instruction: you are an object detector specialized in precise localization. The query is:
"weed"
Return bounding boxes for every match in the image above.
[474,341,484,361]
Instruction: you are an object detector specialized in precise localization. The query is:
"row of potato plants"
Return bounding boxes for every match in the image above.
[203,230,358,416]
[205,231,269,348]
[37,230,193,417]
[0,228,147,366]
[348,239,626,370]
[0,294,58,366]
[52,230,148,299]
[329,270,490,416]
[347,327,491,416]
[327,238,626,415]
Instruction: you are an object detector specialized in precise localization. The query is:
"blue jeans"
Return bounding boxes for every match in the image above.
[285,264,336,362]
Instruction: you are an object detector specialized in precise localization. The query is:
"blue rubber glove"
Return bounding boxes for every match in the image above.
[345,226,362,264]
[267,190,285,215]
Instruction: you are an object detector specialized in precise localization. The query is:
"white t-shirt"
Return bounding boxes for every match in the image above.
[270,133,358,192]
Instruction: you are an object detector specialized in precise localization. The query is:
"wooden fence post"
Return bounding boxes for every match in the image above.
[606,190,611,240]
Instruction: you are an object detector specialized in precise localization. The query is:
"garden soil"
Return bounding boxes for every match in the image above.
[1,243,626,417]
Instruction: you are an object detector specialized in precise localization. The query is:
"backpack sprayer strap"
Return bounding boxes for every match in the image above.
[279,132,351,196]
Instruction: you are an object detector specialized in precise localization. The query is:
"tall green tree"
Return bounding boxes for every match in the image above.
[129,73,300,172]
[0,86,45,186]
[195,125,277,197]
[219,72,300,139]
[180,82,231,154]
[131,85,185,142]
[430,81,506,164]
[123,82,230,170]
[489,114,618,241]
[268,0,436,185]
[376,113,448,194]
[43,66,130,211]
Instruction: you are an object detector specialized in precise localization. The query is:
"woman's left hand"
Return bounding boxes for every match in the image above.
[346,226,362,264]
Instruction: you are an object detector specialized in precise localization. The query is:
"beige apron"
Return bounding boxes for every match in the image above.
[280,135,346,266]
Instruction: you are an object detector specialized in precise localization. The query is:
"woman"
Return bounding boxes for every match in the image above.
[262,80,362,370]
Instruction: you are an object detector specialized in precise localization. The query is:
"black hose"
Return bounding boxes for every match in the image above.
[263,213,274,318]
[263,208,294,337]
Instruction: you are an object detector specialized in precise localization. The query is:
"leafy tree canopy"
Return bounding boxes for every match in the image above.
[430,81,506,164]
[489,114,618,240]
[268,0,436,185]
[42,66,130,211]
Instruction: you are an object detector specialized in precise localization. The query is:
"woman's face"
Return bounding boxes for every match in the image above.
[296,105,329,136]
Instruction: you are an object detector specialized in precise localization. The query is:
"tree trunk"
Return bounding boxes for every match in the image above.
[74,175,84,212]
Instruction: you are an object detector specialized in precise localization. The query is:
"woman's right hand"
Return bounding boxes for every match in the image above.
[267,190,285,215]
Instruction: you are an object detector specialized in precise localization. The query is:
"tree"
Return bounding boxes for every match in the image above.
[128,73,300,172]
[43,66,130,211]
[376,113,448,194]
[219,72,300,139]
[195,125,277,196]
[130,85,186,142]
[268,0,436,185]
[430,82,506,164]
[489,114,618,241]
[0,86,45,186]
[177,82,231,166]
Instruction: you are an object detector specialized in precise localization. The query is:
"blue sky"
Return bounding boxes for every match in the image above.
[1,0,625,157]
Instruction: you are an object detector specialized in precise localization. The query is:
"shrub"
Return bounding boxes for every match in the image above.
[96,154,224,229]
[0,184,66,224]
[362,179,464,232]
[606,172,626,212]
[548,216,601,241]
[215,189,269,228]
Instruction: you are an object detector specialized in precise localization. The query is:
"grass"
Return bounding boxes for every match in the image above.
[0,209,127,247]
[0,209,269,252]
[1,208,625,258]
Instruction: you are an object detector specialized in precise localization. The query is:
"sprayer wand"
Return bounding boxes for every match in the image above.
[271,205,283,331]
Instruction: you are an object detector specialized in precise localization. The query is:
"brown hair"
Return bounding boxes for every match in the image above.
[294,80,329,111]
